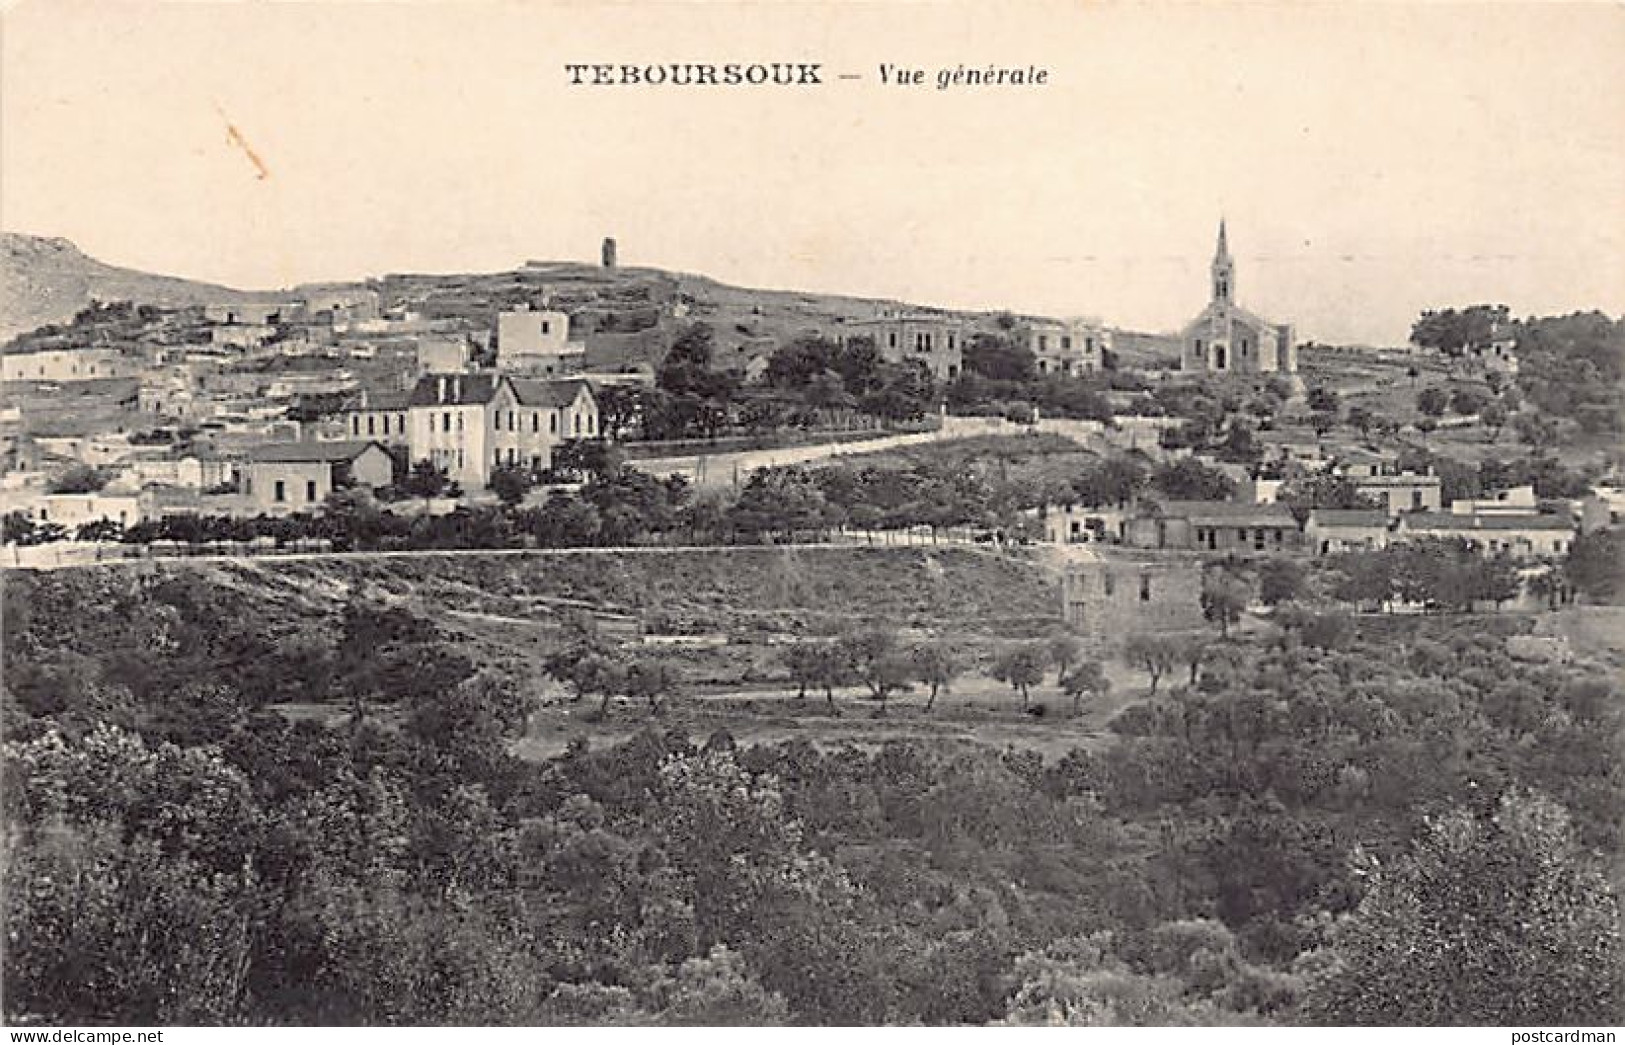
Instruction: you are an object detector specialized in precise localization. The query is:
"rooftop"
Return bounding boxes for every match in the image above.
[1401,512,1575,533]
[244,440,389,464]
[1158,500,1298,526]
[1308,509,1390,528]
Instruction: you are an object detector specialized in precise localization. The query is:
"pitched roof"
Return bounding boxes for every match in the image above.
[509,377,593,408]
[1401,511,1574,532]
[1158,500,1298,527]
[1308,509,1390,528]
[345,389,412,412]
[245,440,389,464]
[1353,472,1442,487]
[407,372,502,407]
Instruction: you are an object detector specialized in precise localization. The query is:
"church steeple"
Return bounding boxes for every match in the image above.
[1212,219,1234,304]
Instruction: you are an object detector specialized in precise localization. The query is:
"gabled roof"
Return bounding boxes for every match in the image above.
[1308,509,1390,528]
[1353,472,1442,487]
[345,389,412,412]
[407,372,502,407]
[1158,500,1298,527]
[509,377,593,408]
[245,440,390,464]
[1400,512,1574,533]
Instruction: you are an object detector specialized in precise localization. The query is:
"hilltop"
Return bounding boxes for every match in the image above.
[0,233,1177,369]
[0,232,277,342]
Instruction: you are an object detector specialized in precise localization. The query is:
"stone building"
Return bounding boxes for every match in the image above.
[834,311,965,383]
[240,440,395,515]
[496,305,585,376]
[1180,221,1297,375]
[1025,317,1109,376]
[1061,552,1207,641]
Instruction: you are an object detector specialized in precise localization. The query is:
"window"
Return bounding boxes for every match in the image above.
[351,416,361,436]
[574,414,581,435]
[531,412,539,432]
[274,480,286,503]
[1103,570,1115,596]
[1140,573,1152,601]
[1412,490,1424,510]
[456,449,464,468]
[1038,335,1049,351]
[442,411,451,432]
[366,416,375,436]
[306,480,317,502]
[888,332,897,349]
[1061,336,1072,350]
[456,413,464,432]
[550,413,558,434]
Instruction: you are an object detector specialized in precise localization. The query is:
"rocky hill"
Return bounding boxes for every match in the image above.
[0,233,269,342]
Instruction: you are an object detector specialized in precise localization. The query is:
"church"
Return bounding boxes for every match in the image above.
[1180,221,1297,375]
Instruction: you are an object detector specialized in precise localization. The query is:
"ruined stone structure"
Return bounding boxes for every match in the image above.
[1060,552,1207,650]
[601,237,618,269]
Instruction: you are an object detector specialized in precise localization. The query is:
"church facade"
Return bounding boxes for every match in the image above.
[1180,222,1297,375]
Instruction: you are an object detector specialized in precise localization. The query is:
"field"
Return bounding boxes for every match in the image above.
[10,545,1150,757]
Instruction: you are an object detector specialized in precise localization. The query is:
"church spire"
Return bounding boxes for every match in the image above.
[1211,218,1234,304]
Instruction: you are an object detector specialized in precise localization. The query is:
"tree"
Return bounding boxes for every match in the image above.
[403,459,453,505]
[1150,459,1236,501]
[1565,530,1625,603]
[1514,413,1559,454]
[1060,659,1111,717]
[48,465,113,495]
[963,332,1036,382]
[1449,386,1488,416]
[488,465,533,507]
[837,628,915,715]
[1346,405,1374,439]
[1257,558,1305,607]
[991,642,1049,709]
[1121,633,1180,695]
[1479,400,1509,442]
[1415,387,1449,418]
[1199,570,1250,637]
[1046,633,1084,688]
[911,642,964,711]
[625,656,680,716]
[1304,792,1624,1025]
[1409,304,1511,357]
[1306,387,1339,414]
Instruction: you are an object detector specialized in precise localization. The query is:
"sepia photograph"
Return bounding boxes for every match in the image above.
[1,0,1622,1033]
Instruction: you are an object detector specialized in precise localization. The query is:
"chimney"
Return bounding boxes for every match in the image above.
[437,376,447,403]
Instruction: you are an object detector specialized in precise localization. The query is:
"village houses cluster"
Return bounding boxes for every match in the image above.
[1,225,1611,567]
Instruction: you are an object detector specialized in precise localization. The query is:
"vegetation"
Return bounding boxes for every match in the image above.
[5,562,1619,1025]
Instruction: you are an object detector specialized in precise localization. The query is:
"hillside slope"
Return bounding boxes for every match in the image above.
[0,233,269,341]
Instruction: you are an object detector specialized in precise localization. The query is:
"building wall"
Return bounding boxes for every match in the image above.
[2,349,136,383]
[1402,525,1573,560]
[1183,308,1287,375]
[346,409,410,444]
[843,318,964,382]
[33,493,149,528]
[408,403,489,489]
[242,460,331,514]
[1062,556,1208,650]
[1357,478,1443,515]
[1305,523,1390,554]
[1028,320,1108,376]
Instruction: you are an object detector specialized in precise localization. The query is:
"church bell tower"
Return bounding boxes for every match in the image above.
[1211,219,1234,304]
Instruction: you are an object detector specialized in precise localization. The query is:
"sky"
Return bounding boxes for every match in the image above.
[3,0,1623,345]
